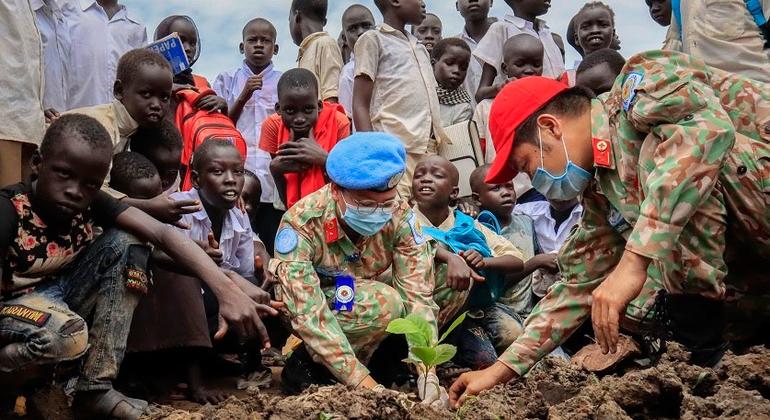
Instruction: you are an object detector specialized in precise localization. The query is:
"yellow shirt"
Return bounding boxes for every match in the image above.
[297,32,344,102]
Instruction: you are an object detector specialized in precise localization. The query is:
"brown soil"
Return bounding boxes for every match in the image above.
[21,344,770,419]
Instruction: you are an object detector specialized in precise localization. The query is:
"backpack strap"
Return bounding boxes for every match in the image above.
[745,0,768,26]
[176,87,217,105]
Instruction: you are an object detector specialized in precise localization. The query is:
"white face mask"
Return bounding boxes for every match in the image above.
[530,127,593,201]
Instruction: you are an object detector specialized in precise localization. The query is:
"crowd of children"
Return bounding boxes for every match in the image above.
[2,0,770,417]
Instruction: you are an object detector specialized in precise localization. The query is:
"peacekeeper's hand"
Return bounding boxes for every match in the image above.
[141,192,202,229]
[418,372,449,409]
[446,253,485,291]
[591,250,649,355]
[449,361,517,408]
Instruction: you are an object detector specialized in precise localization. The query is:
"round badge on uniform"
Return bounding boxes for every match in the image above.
[275,228,299,254]
[335,285,355,304]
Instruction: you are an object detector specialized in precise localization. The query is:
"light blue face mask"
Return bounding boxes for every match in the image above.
[341,195,394,237]
[530,128,593,201]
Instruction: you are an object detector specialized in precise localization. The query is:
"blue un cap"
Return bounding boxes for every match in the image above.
[326,132,406,191]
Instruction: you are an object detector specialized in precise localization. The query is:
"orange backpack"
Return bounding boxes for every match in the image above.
[175,87,247,191]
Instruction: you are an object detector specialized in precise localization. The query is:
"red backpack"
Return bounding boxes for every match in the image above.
[176,87,247,191]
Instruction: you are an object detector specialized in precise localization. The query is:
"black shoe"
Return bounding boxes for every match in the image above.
[280,346,334,395]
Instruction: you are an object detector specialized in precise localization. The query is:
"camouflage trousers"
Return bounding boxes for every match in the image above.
[320,280,406,365]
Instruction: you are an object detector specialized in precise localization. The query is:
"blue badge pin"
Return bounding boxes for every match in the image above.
[334,274,355,312]
[622,72,644,112]
[275,228,299,254]
[408,213,426,245]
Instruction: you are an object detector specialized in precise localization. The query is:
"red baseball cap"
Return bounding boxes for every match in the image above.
[486,77,568,184]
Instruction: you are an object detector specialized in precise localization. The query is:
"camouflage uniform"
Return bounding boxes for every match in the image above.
[499,50,770,375]
[269,184,438,386]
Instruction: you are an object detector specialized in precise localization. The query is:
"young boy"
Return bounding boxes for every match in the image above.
[473,0,564,103]
[412,12,442,56]
[109,151,164,200]
[0,115,275,418]
[411,155,525,370]
[469,164,546,315]
[130,120,183,193]
[338,4,376,119]
[67,49,201,226]
[289,0,344,102]
[575,48,626,96]
[455,0,497,106]
[572,2,616,58]
[260,69,350,209]
[353,0,448,200]
[64,0,148,109]
[646,0,671,27]
[433,38,474,127]
[213,18,282,213]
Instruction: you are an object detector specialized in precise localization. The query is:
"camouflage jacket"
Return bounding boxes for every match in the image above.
[499,50,770,376]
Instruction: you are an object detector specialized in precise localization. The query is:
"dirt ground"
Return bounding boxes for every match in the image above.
[134,343,770,420]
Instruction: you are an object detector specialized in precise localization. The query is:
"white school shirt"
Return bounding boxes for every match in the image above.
[473,14,565,83]
[171,189,256,280]
[64,0,147,109]
[32,0,70,111]
[456,30,482,107]
[513,201,583,254]
[338,56,355,119]
[213,62,282,204]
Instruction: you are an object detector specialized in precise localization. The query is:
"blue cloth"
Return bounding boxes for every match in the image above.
[326,132,406,191]
[477,210,502,235]
[424,210,503,309]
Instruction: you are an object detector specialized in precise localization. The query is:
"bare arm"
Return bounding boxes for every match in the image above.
[352,75,374,132]
[475,63,500,103]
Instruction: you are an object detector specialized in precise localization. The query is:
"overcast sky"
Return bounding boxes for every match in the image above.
[132,0,668,80]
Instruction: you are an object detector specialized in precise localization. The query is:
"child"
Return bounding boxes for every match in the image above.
[412,12,442,56]
[470,164,551,316]
[155,15,228,112]
[473,0,564,103]
[0,115,275,417]
[353,0,448,200]
[571,2,616,58]
[515,196,582,300]
[64,0,147,109]
[260,69,350,209]
[411,155,525,370]
[110,151,164,200]
[432,38,474,127]
[66,49,202,225]
[130,120,184,193]
[338,4,376,119]
[455,0,496,106]
[289,0,344,102]
[646,0,671,27]
[129,139,267,404]
[213,18,282,215]
[575,48,626,95]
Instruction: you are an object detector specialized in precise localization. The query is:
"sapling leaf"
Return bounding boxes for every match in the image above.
[406,314,436,346]
[412,346,437,367]
[438,311,468,344]
[406,332,429,348]
[386,318,420,335]
[433,343,458,366]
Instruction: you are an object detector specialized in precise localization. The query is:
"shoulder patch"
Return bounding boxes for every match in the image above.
[275,228,299,254]
[408,213,426,245]
[622,72,644,112]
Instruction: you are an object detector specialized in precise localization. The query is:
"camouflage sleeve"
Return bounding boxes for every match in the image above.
[391,212,440,340]
[498,186,626,375]
[269,223,370,386]
[625,67,735,262]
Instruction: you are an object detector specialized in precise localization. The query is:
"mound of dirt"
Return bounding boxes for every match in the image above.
[456,343,770,420]
[140,344,770,420]
[142,385,450,420]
